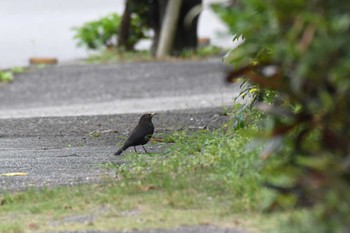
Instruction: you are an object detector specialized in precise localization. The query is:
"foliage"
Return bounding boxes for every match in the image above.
[213,0,350,231]
[73,14,120,50]
[0,67,24,83]
[0,71,13,82]
[73,13,148,50]
[123,10,151,50]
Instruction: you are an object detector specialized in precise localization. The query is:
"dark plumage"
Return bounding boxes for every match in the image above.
[114,113,155,156]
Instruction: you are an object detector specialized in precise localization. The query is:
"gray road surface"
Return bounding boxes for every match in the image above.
[0,59,238,118]
[0,109,230,192]
[0,59,240,192]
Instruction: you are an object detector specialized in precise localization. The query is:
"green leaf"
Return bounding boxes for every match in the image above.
[0,71,14,82]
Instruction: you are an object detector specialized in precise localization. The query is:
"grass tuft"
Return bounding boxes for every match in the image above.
[85,46,224,64]
[113,118,265,212]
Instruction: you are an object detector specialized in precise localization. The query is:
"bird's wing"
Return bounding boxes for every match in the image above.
[123,124,148,147]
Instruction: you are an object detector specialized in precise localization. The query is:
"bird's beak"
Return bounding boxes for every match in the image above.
[150,112,156,117]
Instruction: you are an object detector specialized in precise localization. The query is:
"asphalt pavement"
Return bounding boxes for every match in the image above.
[0,59,238,118]
[0,58,241,192]
[0,109,230,192]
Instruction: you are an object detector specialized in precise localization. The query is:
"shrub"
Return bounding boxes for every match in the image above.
[73,13,148,50]
[213,1,350,231]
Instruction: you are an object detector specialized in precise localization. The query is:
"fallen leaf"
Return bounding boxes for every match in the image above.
[0,172,28,176]
[140,185,158,191]
[28,223,38,230]
[150,137,164,142]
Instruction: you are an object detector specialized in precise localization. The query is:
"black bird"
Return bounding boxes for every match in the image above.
[114,113,156,156]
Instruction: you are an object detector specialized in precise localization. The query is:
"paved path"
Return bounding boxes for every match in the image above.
[0,109,230,192]
[0,59,240,192]
[0,59,237,118]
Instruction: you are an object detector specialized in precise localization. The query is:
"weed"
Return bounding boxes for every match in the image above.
[0,71,14,82]
[84,46,224,64]
[0,66,26,83]
[89,131,102,138]
[0,222,23,233]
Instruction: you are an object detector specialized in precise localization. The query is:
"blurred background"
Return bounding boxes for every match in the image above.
[0,0,235,68]
[0,1,349,232]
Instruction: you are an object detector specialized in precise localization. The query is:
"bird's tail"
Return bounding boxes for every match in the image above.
[114,145,127,156]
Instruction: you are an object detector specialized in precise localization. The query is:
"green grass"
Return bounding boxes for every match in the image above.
[179,45,223,58]
[116,127,264,205]
[85,45,223,64]
[86,49,153,64]
[0,108,309,232]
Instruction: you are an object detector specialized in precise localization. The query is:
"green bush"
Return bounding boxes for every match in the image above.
[73,13,148,50]
[213,1,350,232]
[73,13,121,50]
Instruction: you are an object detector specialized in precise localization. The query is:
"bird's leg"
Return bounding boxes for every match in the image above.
[134,146,137,153]
[142,146,148,153]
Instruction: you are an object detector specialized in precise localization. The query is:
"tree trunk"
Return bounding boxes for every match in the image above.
[117,0,132,50]
[156,0,182,58]
[173,0,201,54]
[150,0,202,56]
